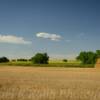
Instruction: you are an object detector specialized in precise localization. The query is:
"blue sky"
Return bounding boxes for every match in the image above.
[0,0,100,59]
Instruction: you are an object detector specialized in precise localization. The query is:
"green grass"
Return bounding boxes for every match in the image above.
[0,60,94,68]
[49,59,81,64]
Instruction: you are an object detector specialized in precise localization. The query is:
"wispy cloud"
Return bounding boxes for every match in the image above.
[77,33,88,40]
[36,32,62,41]
[77,33,85,38]
[0,34,31,44]
[65,39,71,43]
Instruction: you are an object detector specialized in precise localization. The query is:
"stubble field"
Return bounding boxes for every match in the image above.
[0,66,100,100]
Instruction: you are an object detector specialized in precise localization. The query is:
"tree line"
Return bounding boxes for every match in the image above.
[0,50,100,64]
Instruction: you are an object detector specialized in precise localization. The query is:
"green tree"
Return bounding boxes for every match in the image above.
[86,52,97,64]
[0,57,9,63]
[77,51,97,64]
[96,50,100,58]
[31,53,49,64]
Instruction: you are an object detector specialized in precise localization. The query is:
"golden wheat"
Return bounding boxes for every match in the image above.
[0,66,100,100]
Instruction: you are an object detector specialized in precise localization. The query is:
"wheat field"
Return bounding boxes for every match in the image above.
[0,66,100,100]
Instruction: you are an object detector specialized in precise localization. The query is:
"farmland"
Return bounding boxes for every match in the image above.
[0,66,100,100]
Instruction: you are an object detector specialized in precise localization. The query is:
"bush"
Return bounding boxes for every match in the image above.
[63,59,68,62]
[0,57,9,63]
[11,59,16,62]
[31,53,49,64]
[28,59,32,61]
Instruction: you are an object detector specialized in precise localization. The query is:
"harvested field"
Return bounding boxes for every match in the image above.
[0,66,100,100]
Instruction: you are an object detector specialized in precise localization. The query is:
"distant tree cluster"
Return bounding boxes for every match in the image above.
[11,59,31,62]
[31,53,49,64]
[76,50,100,64]
[17,59,28,62]
[1,50,99,65]
[0,57,9,63]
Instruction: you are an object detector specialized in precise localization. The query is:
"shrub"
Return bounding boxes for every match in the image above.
[0,57,9,63]
[31,53,49,64]
[28,59,32,61]
[11,59,16,62]
[63,59,68,62]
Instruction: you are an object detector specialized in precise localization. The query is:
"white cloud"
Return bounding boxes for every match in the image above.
[0,34,31,44]
[36,32,62,41]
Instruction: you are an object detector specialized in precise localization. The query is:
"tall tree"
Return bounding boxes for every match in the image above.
[31,53,49,64]
[77,51,97,64]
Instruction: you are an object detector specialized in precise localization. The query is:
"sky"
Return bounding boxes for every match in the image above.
[0,0,100,59]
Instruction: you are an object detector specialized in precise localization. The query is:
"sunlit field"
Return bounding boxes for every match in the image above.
[0,0,99,99]
[0,66,100,100]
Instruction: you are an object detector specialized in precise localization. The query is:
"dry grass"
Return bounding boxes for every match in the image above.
[0,66,100,100]
[95,58,100,68]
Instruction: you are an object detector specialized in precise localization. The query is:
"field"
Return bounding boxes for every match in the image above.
[0,66,100,100]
